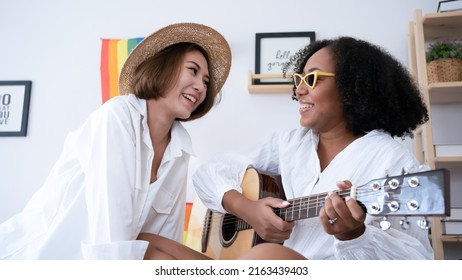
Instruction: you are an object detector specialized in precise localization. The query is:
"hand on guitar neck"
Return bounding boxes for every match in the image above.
[319,180,366,241]
[224,179,367,243]
[222,189,295,244]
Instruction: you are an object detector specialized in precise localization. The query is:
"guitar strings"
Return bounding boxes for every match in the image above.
[202,184,422,231]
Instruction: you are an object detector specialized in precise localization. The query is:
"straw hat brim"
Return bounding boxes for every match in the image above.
[119,22,232,96]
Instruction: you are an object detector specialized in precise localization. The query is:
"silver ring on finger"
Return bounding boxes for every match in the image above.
[328,217,338,225]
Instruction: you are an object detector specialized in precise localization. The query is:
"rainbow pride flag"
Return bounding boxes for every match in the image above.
[100,38,143,103]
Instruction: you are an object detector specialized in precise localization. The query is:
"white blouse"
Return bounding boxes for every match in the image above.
[0,94,193,259]
[193,128,434,259]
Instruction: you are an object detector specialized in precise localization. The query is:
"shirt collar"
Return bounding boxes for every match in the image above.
[126,93,147,115]
[170,121,194,157]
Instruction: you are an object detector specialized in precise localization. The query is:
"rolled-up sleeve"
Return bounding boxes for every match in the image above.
[193,153,249,213]
[193,132,284,213]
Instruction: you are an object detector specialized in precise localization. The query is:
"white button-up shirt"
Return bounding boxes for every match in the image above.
[0,94,192,259]
[193,128,434,259]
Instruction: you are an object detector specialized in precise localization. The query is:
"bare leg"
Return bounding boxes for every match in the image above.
[137,233,305,260]
[237,243,307,260]
[137,233,212,260]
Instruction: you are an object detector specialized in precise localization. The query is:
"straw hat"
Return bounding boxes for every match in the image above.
[119,22,231,96]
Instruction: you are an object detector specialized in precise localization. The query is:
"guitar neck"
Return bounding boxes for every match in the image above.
[232,168,449,230]
[277,190,348,222]
[235,190,347,231]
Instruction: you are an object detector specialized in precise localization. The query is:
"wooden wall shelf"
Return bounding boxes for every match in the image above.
[428,81,462,103]
[441,235,462,242]
[422,10,462,42]
[247,71,293,93]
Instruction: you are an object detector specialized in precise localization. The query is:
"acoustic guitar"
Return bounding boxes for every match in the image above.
[185,167,450,259]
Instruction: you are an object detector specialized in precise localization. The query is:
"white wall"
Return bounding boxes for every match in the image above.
[0,0,441,223]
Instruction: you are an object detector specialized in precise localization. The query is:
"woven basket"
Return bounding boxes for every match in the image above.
[427,58,462,84]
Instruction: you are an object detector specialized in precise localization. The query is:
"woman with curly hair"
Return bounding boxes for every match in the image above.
[140,36,433,260]
[285,36,428,138]
[192,36,433,260]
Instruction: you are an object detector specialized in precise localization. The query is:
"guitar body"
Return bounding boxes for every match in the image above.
[185,168,285,259]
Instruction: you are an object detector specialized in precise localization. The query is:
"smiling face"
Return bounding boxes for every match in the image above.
[294,47,346,134]
[158,50,209,120]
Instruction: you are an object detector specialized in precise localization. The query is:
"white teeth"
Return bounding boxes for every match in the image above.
[183,94,197,104]
[300,103,313,109]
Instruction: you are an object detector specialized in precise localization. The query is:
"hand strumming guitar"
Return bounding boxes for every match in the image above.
[222,189,294,243]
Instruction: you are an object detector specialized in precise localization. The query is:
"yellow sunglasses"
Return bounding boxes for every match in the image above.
[293,71,335,89]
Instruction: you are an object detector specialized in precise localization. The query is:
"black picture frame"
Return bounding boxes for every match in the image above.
[0,81,32,137]
[255,32,315,84]
[437,0,462,12]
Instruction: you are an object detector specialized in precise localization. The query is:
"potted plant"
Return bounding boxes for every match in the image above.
[426,40,462,83]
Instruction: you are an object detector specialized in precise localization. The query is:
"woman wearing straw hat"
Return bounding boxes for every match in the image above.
[0,22,231,260]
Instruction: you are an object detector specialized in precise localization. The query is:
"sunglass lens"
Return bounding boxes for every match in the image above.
[307,73,315,87]
[294,75,302,88]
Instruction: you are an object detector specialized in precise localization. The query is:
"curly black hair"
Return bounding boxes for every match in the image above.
[282,36,429,138]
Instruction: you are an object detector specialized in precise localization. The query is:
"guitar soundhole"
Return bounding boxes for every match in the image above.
[219,213,238,248]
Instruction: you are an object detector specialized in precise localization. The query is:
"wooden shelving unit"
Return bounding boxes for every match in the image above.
[408,9,462,260]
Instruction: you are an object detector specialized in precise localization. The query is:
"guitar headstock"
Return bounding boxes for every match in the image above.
[356,168,450,217]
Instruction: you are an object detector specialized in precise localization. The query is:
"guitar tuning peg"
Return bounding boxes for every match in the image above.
[379,216,391,231]
[417,164,430,172]
[417,217,431,230]
[409,164,430,174]
[400,217,410,230]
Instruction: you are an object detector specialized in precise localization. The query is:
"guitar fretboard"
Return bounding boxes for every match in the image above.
[276,190,350,221]
[231,190,351,231]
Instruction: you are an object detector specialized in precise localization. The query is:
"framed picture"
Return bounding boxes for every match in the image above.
[438,0,462,12]
[0,81,32,137]
[255,32,315,84]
